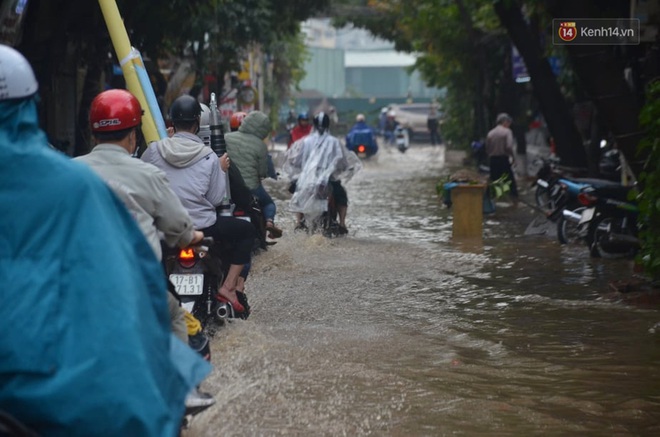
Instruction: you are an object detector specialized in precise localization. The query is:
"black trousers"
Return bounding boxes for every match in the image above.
[201,215,255,265]
[489,155,518,198]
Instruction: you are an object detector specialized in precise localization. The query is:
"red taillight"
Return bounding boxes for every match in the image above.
[357,144,366,153]
[178,248,196,268]
[578,192,597,206]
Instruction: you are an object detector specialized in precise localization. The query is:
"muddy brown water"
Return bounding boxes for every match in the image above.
[185,144,660,436]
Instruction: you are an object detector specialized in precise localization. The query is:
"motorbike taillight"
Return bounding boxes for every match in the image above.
[178,248,196,268]
[357,144,366,153]
[578,192,597,206]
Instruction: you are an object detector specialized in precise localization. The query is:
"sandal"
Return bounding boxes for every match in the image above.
[266,221,283,238]
[216,289,245,313]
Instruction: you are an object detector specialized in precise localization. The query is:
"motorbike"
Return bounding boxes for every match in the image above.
[395,126,409,153]
[164,237,250,336]
[345,130,379,159]
[297,191,344,238]
[533,155,619,217]
[565,184,641,258]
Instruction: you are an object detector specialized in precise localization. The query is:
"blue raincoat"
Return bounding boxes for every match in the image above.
[0,97,210,436]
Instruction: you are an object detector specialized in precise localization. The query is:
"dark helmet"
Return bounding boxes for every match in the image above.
[313,112,330,134]
[298,112,309,121]
[170,95,201,122]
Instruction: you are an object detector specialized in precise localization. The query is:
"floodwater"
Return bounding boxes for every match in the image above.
[187,143,660,436]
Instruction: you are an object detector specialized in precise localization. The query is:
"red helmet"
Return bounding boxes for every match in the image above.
[90,89,142,133]
[230,112,248,131]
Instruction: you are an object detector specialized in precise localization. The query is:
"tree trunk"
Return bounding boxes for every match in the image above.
[546,0,647,177]
[494,0,588,168]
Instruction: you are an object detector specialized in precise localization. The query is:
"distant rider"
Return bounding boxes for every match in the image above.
[384,110,398,145]
[345,113,378,156]
[287,112,312,149]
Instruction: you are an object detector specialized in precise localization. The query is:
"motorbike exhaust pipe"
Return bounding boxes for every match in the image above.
[562,209,582,223]
[603,233,640,249]
[215,303,229,320]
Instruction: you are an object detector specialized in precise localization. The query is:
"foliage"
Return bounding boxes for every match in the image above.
[113,0,328,125]
[263,32,311,130]
[489,173,511,200]
[636,81,660,281]
[332,0,510,148]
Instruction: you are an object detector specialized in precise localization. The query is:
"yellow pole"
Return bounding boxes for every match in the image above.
[97,0,160,143]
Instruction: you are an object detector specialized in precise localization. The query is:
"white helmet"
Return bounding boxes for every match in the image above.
[0,44,38,100]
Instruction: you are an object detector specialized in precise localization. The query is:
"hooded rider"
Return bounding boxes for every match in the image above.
[225,110,283,239]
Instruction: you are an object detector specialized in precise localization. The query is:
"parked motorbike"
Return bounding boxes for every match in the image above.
[533,155,580,212]
[533,155,618,217]
[570,184,641,258]
[164,237,250,336]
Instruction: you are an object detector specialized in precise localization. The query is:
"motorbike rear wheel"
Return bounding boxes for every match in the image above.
[588,215,636,259]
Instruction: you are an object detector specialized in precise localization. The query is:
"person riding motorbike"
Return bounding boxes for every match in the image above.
[284,112,362,234]
[75,89,215,409]
[225,110,283,239]
[230,112,277,181]
[345,113,378,157]
[0,44,209,437]
[383,110,398,145]
[141,95,255,314]
[200,107,257,295]
[287,111,312,149]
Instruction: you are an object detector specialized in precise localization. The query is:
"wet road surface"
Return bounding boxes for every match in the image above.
[185,143,660,436]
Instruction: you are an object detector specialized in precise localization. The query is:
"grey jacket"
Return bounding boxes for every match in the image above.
[75,143,194,260]
[141,132,228,229]
[225,111,270,190]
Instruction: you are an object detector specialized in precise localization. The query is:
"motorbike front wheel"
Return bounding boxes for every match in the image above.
[534,185,552,211]
[556,206,586,245]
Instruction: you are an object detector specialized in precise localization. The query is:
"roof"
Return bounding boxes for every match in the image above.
[345,50,418,68]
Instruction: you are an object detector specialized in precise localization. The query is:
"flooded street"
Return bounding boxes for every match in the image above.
[188,143,660,436]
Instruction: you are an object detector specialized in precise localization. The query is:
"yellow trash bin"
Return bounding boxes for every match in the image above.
[450,184,485,239]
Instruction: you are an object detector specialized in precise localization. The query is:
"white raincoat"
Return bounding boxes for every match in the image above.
[283,131,362,221]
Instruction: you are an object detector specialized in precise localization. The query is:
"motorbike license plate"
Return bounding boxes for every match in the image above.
[169,274,204,295]
[578,207,595,225]
[358,152,367,158]
[236,216,251,222]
